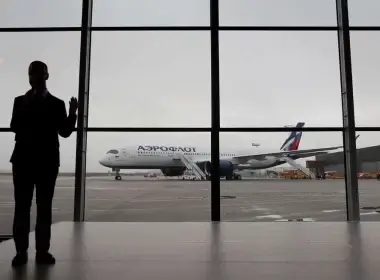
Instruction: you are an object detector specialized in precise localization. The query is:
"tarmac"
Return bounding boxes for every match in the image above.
[1,175,380,235]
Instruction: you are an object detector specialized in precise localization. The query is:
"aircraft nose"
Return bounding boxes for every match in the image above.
[99,156,108,166]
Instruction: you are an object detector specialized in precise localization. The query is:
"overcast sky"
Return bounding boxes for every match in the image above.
[0,0,379,172]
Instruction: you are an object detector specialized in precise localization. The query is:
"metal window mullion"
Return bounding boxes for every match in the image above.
[74,0,93,222]
[210,0,220,222]
[1,26,379,33]
[336,0,360,221]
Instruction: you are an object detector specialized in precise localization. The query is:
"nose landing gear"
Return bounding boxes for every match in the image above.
[114,169,122,180]
[233,173,242,180]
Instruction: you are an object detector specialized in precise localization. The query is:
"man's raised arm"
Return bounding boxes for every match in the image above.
[58,99,77,138]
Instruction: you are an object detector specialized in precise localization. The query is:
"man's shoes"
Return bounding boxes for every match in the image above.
[35,252,56,265]
[12,252,28,267]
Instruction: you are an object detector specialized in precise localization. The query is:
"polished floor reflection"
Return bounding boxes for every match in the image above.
[0,222,380,279]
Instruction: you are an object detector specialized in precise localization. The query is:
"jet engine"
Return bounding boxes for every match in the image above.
[202,160,238,180]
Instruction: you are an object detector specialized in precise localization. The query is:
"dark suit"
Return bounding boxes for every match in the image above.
[10,89,76,253]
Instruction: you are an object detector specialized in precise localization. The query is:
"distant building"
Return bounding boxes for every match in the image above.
[307,145,380,175]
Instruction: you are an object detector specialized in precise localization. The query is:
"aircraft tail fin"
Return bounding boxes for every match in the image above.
[280,122,305,152]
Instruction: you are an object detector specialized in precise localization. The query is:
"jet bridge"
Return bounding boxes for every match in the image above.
[281,157,316,179]
[179,154,208,180]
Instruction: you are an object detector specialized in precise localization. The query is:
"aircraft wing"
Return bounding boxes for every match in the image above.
[232,135,359,162]
[232,145,343,162]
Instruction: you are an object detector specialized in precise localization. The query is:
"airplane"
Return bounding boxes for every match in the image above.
[98,122,349,181]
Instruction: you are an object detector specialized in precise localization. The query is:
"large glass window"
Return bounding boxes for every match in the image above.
[90,31,211,127]
[0,0,82,27]
[0,133,16,236]
[348,0,380,26]
[353,132,380,221]
[220,31,342,127]
[220,131,346,221]
[93,0,209,27]
[0,132,77,236]
[86,132,211,221]
[219,0,337,26]
[350,31,380,127]
[1,1,377,228]
[0,32,80,235]
[0,32,81,127]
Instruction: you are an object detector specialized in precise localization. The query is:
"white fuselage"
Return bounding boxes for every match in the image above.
[99,145,284,171]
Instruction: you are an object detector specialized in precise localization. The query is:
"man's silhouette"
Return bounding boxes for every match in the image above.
[10,61,78,266]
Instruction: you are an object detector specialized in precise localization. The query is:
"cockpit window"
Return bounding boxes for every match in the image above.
[106,150,119,154]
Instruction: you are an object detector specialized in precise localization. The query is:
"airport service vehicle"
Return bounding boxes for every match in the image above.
[280,170,312,179]
[98,122,347,181]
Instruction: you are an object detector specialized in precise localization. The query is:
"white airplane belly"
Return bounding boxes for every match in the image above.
[134,154,177,168]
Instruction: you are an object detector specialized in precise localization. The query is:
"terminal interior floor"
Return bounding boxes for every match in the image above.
[1,223,380,279]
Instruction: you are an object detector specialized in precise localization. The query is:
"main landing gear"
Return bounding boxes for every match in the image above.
[226,173,242,181]
[115,170,122,180]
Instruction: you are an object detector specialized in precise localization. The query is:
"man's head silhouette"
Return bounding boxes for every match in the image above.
[28,61,49,89]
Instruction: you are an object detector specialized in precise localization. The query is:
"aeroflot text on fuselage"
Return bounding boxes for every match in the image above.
[137,145,197,153]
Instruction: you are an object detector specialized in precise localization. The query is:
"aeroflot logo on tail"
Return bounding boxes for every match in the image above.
[137,145,197,152]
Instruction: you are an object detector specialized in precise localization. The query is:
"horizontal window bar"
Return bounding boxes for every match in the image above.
[86,127,212,132]
[219,127,380,132]
[221,26,379,31]
[219,26,338,31]
[0,127,210,132]
[92,26,338,32]
[350,26,380,31]
[1,127,379,133]
[222,127,380,132]
[0,235,13,241]
[355,127,380,131]
[91,26,211,31]
[0,27,82,32]
[0,26,379,33]
[0,127,338,132]
[86,127,345,132]
[220,127,344,132]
